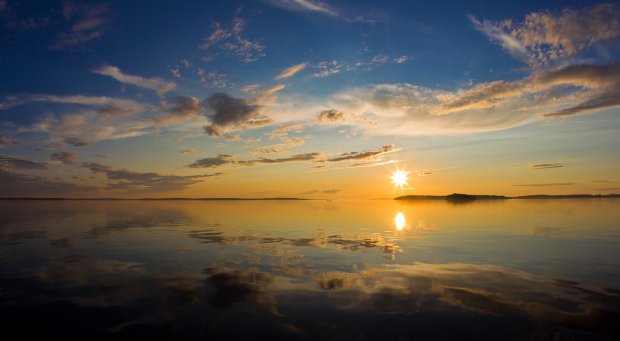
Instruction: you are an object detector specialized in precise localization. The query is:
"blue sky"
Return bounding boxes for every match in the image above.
[1,0,619,197]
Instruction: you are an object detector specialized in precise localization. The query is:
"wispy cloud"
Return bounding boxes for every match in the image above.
[21,109,152,148]
[187,154,235,168]
[179,148,196,155]
[199,17,265,62]
[50,151,78,165]
[82,162,217,192]
[53,1,112,50]
[0,168,97,196]
[1,94,145,118]
[393,56,409,64]
[313,60,342,78]
[264,0,338,17]
[93,66,176,95]
[531,163,565,170]
[300,62,620,136]
[0,155,47,170]
[187,152,321,168]
[471,4,620,65]
[327,145,399,162]
[513,183,575,187]
[237,152,320,166]
[275,63,307,80]
[63,136,91,147]
[0,136,18,146]
[197,69,230,88]
[301,188,340,195]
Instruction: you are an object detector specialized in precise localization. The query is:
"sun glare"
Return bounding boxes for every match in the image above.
[391,170,409,187]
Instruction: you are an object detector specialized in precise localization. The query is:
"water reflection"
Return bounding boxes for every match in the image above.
[394,212,406,231]
[0,199,619,339]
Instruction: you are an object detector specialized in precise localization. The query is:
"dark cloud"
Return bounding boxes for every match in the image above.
[203,92,272,137]
[154,96,202,128]
[63,136,91,147]
[82,162,215,192]
[50,151,78,165]
[0,168,96,196]
[187,154,235,168]
[318,109,345,122]
[531,163,565,170]
[328,145,398,162]
[513,183,575,187]
[0,155,47,170]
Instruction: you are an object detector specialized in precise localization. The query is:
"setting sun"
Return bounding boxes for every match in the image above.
[391,170,410,187]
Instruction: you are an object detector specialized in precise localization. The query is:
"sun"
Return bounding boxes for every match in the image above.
[391,170,409,187]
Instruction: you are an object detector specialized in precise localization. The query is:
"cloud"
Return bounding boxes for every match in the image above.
[50,151,78,165]
[82,162,214,192]
[305,62,620,136]
[393,56,409,64]
[275,63,307,80]
[25,111,151,148]
[187,152,320,168]
[263,0,338,17]
[199,17,265,62]
[154,96,202,128]
[237,152,320,166]
[471,4,620,65]
[250,123,306,154]
[197,68,230,88]
[53,1,112,49]
[187,154,235,168]
[0,168,96,196]
[313,60,342,78]
[92,65,176,95]
[0,155,47,170]
[1,95,145,117]
[179,148,196,155]
[531,163,564,170]
[0,136,18,146]
[203,92,272,137]
[513,183,575,187]
[318,109,345,123]
[327,145,399,162]
[302,188,340,195]
[63,136,91,147]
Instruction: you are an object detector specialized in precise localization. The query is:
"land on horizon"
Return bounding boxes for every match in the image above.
[1,193,619,201]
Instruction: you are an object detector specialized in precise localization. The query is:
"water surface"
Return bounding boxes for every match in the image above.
[1,199,619,339]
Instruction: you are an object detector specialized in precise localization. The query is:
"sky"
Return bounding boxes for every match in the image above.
[1,0,619,198]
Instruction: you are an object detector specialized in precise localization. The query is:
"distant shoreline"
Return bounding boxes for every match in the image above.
[0,194,618,201]
[395,193,620,202]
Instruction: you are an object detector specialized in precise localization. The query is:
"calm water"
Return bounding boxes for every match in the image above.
[1,199,619,340]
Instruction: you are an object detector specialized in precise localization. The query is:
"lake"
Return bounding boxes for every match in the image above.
[1,199,619,340]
